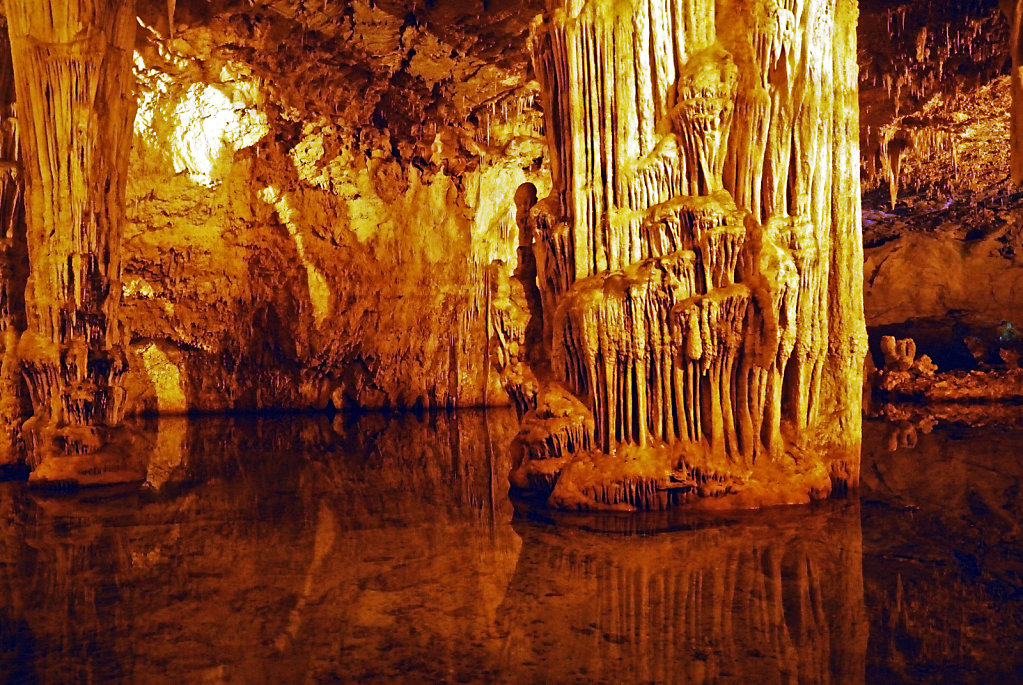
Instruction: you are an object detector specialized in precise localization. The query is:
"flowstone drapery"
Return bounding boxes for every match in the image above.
[0,19,28,463]
[5,0,139,483]
[491,0,866,510]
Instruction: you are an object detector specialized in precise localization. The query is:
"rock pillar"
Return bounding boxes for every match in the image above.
[498,0,867,509]
[5,0,137,477]
[1005,0,1023,182]
[0,17,28,463]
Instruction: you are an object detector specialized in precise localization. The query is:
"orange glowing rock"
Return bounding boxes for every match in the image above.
[493,0,867,510]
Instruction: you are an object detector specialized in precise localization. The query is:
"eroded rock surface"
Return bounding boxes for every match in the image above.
[118,0,550,414]
[493,0,867,510]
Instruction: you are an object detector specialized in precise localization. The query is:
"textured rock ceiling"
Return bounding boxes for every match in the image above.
[135,0,543,162]
[132,0,1008,195]
[859,0,1009,202]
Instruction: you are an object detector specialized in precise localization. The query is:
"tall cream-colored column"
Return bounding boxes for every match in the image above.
[509,0,867,509]
[5,0,137,475]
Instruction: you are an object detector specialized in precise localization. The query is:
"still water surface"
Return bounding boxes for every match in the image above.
[0,410,1021,683]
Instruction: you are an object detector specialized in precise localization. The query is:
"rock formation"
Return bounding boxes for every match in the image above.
[0,0,551,475]
[0,0,874,497]
[860,1,1007,204]
[0,18,27,463]
[4,0,139,483]
[858,1,1023,393]
[117,0,547,415]
[492,0,867,510]
[1006,0,1023,182]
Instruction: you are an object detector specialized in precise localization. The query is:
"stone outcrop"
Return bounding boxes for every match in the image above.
[5,0,139,482]
[116,0,549,415]
[0,19,28,463]
[493,0,867,510]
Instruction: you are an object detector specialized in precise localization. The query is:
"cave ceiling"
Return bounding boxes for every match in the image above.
[858,0,1009,203]
[134,0,543,165]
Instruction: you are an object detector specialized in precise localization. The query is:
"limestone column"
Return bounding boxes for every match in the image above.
[5,0,137,464]
[510,0,867,509]
[0,17,28,462]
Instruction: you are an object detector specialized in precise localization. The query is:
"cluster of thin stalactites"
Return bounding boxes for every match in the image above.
[490,0,860,507]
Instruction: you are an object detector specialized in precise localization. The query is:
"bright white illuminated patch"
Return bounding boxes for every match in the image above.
[170,83,267,185]
[141,343,188,414]
[133,51,268,187]
[123,277,156,299]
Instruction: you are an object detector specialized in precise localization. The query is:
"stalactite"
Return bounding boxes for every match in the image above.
[485,261,538,417]
[1008,0,1023,182]
[861,2,1005,197]
[5,0,138,470]
[874,118,959,206]
[552,250,699,452]
[501,0,866,510]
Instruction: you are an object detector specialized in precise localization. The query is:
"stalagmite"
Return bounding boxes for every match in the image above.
[5,0,138,481]
[496,0,867,510]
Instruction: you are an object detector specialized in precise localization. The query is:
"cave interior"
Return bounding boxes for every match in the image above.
[0,0,1022,682]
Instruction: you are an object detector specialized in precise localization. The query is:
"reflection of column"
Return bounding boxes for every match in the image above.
[5,0,137,465]
[498,502,867,683]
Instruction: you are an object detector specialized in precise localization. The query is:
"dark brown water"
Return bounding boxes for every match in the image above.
[0,410,1020,683]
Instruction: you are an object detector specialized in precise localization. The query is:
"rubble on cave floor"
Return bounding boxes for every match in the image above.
[870,334,1023,427]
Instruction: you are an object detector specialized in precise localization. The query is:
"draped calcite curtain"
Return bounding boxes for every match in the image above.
[529,0,865,464]
[5,0,137,437]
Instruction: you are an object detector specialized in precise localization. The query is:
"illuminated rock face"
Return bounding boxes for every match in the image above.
[495,0,867,509]
[115,1,548,416]
[0,21,28,462]
[5,0,138,476]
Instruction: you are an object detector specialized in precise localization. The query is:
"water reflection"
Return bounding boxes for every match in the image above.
[502,502,867,683]
[0,411,1019,682]
[862,418,1023,684]
[1,411,523,683]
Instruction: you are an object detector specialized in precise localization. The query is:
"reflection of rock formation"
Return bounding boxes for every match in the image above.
[861,420,1023,682]
[0,410,523,682]
[493,0,866,509]
[499,502,867,683]
[6,413,1021,682]
[5,1,138,478]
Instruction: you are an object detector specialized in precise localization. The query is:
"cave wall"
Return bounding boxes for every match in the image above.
[857,1,1023,367]
[114,0,550,414]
